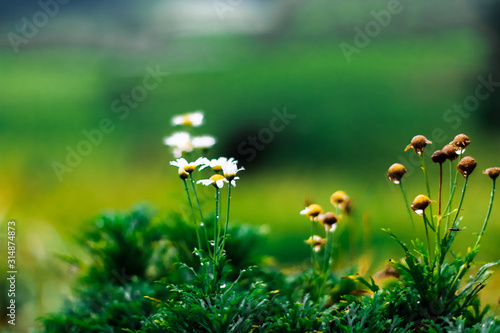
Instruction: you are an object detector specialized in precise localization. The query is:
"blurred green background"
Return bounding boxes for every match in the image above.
[1,0,500,330]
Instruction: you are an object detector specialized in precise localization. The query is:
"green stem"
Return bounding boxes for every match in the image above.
[437,163,443,242]
[310,221,315,274]
[423,213,432,266]
[190,174,212,257]
[475,179,496,248]
[319,229,332,300]
[220,183,232,256]
[214,187,220,263]
[444,152,463,226]
[420,154,434,229]
[183,179,201,250]
[399,181,416,236]
[451,176,469,228]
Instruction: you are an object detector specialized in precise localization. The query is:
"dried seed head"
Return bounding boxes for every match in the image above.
[405,135,432,155]
[305,235,326,252]
[387,163,407,184]
[411,194,433,216]
[457,156,477,178]
[431,150,447,164]
[318,212,338,232]
[442,144,458,161]
[483,167,500,180]
[330,191,351,213]
[451,134,470,152]
[300,204,323,221]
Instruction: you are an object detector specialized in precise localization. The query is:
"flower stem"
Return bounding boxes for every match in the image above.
[214,187,220,263]
[220,183,232,256]
[423,213,432,266]
[451,176,469,228]
[310,221,315,274]
[444,152,462,228]
[183,179,201,250]
[420,154,434,229]
[399,181,416,236]
[190,174,212,257]
[475,179,496,248]
[437,163,443,241]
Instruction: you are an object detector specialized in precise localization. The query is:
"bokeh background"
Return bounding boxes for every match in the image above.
[1,0,500,330]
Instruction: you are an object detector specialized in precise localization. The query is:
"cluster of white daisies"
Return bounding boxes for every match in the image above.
[170,157,244,188]
[164,111,243,188]
[164,111,216,158]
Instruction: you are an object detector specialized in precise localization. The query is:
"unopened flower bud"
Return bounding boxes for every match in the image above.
[300,204,323,221]
[431,150,447,164]
[411,194,433,216]
[457,156,477,178]
[442,144,458,161]
[318,212,338,232]
[330,191,351,213]
[387,163,407,184]
[483,167,500,180]
[305,235,326,252]
[405,135,432,155]
[451,134,470,152]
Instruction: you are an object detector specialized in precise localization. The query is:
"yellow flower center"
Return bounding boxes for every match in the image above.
[210,174,225,183]
[183,165,196,173]
[182,115,193,126]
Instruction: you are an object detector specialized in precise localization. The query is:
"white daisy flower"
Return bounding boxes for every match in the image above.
[164,132,193,158]
[197,174,228,189]
[170,157,208,174]
[199,157,234,172]
[222,159,244,181]
[192,135,216,149]
[171,111,204,127]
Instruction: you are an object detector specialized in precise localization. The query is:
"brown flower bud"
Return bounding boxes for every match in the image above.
[300,204,323,221]
[451,134,470,151]
[405,135,432,155]
[483,167,500,180]
[442,144,458,161]
[411,194,433,216]
[318,212,338,232]
[330,190,351,213]
[431,150,447,164]
[305,235,326,252]
[387,163,407,184]
[457,156,477,178]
